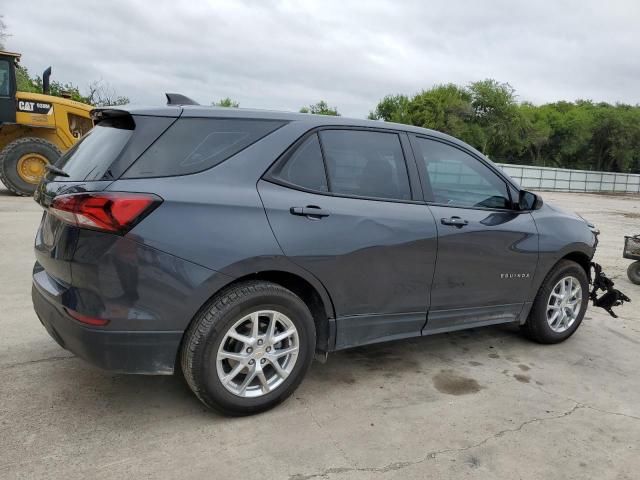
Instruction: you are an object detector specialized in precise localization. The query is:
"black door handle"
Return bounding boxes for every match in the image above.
[441,216,468,228]
[290,206,330,219]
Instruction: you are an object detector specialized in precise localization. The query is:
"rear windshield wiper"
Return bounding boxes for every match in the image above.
[44,164,70,178]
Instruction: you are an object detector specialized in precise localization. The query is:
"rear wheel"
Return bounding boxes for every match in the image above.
[628,261,640,285]
[0,137,61,196]
[522,260,589,344]
[181,281,316,415]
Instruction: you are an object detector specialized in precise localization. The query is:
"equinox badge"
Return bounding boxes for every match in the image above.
[500,273,531,279]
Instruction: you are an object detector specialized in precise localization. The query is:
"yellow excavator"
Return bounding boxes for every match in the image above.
[0,50,93,195]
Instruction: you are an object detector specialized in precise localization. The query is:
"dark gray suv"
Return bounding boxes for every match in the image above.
[32,99,598,415]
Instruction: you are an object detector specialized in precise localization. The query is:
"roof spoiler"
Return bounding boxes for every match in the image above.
[91,108,130,121]
[165,93,200,106]
[89,109,136,129]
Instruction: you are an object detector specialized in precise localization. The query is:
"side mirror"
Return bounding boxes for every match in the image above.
[518,190,543,211]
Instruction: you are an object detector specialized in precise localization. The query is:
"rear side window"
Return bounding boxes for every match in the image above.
[57,117,134,181]
[269,134,327,192]
[124,118,285,178]
[320,130,411,201]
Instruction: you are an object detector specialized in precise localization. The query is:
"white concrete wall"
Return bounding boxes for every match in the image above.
[497,164,640,193]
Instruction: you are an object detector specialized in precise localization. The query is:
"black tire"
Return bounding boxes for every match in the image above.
[181,281,316,416]
[628,261,640,285]
[522,260,589,344]
[0,137,61,196]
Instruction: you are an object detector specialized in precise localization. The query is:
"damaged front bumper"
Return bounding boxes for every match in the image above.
[589,262,631,318]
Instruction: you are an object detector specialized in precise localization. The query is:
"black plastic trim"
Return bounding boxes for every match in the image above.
[33,282,182,374]
[333,312,426,350]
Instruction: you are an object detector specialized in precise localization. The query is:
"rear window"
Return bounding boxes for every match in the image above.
[123,118,286,178]
[56,118,134,181]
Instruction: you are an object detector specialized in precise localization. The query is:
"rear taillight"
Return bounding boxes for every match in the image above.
[49,192,161,234]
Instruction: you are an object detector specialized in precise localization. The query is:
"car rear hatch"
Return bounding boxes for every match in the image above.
[33,109,179,287]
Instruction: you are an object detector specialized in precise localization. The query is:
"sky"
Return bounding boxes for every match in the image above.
[2,0,639,117]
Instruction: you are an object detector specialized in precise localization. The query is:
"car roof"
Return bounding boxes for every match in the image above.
[106,103,462,142]
[94,102,514,188]
[185,105,452,140]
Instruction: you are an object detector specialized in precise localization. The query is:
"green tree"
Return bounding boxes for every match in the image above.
[370,80,640,173]
[368,94,410,123]
[518,102,552,165]
[212,97,239,108]
[542,101,594,169]
[467,79,523,159]
[16,65,39,93]
[30,74,90,103]
[407,84,475,141]
[588,103,640,172]
[47,81,87,103]
[16,64,129,106]
[300,100,340,116]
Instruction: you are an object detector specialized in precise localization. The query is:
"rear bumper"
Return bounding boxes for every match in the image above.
[32,281,183,375]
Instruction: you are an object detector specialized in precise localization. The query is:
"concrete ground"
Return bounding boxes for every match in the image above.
[0,186,638,480]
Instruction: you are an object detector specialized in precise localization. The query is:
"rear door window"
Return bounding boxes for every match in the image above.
[319,130,411,201]
[269,134,328,192]
[123,118,285,178]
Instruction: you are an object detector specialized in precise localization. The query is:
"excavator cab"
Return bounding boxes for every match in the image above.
[0,50,94,196]
[0,50,19,124]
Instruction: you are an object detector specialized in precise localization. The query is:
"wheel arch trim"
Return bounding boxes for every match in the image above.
[184,262,337,356]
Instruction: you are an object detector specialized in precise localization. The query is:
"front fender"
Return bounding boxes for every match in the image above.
[529,202,597,299]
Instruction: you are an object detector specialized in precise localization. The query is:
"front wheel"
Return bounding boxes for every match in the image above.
[628,261,640,285]
[180,281,316,415]
[522,260,589,344]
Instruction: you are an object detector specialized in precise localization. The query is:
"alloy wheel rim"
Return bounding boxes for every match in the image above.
[16,153,49,184]
[216,310,299,398]
[547,276,583,333]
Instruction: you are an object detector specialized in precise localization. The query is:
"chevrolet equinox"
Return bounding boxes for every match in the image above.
[32,97,598,415]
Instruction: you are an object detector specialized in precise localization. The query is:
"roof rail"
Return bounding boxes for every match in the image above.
[165,93,200,106]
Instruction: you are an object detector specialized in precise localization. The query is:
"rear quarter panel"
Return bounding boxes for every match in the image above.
[69,230,232,331]
[108,121,337,318]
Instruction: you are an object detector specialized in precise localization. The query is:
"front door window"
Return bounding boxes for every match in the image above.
[414,137,511,209]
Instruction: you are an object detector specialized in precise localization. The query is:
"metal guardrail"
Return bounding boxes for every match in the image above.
[496,163,640,193]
